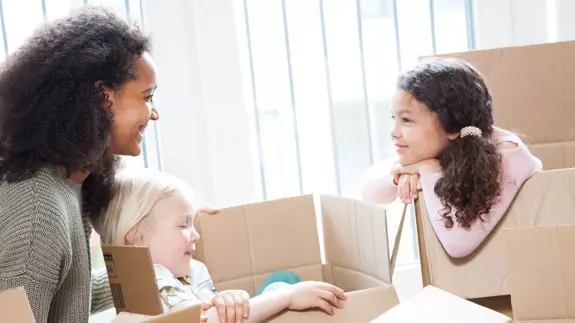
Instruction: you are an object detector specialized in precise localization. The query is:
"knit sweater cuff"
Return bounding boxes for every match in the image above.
[91,268,115,314]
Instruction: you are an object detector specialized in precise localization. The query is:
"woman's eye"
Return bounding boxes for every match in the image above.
[402,118,411,123]
[144,94,154,102]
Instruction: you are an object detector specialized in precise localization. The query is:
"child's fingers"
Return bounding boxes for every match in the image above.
[241,293,250,319]
[201,301,214,311]
[213,296,227,323]
[409,174,419,200]
[232,293,244,321]
[224,294,236,323]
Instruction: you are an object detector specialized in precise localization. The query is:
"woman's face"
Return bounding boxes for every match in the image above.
[106,52,160,156]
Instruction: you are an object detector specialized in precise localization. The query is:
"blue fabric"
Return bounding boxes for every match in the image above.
[256,270,300,296]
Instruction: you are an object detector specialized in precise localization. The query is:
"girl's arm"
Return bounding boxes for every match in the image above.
[360,156,399,205]
[419,141,542,258]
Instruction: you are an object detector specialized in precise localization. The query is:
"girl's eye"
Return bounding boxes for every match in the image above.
[402,118,411,123]
[144,94,154,102]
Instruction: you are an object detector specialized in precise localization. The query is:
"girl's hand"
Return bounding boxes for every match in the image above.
[204,290,250,323]
[392,159,439,204]
[285,281,346,315]
[397,173,421,204]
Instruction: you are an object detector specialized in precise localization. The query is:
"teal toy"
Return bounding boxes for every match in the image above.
[256,270,301,296]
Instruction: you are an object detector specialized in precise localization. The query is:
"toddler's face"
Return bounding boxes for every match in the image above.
[142,194,199,277]
[390,90,451,165]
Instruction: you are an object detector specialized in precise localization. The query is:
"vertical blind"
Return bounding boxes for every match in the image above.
[237,0,475,265]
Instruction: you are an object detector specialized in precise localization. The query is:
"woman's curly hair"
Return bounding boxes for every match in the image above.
[0,6,150,222]
[397,58,502,229]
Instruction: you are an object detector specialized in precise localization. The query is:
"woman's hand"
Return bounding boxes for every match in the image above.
[203,290,250,323]
[196,205,219,215]
[285,281,346,315]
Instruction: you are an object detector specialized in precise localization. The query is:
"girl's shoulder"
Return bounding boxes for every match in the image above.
[492,127,543,178]
[491,127,525,147]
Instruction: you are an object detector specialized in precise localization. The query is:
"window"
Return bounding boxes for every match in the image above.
[0,0,161,270]
[238,0,475,266]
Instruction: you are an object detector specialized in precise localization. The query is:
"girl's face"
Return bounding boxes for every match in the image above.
[390,90,453,166]
[106,51,160,157]
[134,194,199,278]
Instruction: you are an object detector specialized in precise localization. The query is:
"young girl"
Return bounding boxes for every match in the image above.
[360,58,542,258]
[93,169,346,322]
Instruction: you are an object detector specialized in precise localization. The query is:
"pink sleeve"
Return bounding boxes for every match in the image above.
[360,157,399,205]
[419,133,543,258]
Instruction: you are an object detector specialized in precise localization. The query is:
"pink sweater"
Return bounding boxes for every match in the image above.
[360,128,542,258]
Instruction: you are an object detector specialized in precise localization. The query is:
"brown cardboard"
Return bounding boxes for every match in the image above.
[110,306,202,323]
[414,40,575,303]
[102,245,164,315]
[370,286,512,323]
[0,287,36,323]
[505,225,575,323]
[103,194,401,322]
[415,168,575,303]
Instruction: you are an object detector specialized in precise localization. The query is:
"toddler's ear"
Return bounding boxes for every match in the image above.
[124,226,141,245]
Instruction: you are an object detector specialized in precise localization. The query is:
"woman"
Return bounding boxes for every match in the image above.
[0,6,159,322]
[361,58,542,258]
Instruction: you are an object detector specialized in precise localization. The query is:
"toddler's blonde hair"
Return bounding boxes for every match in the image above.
[94,168,195,245]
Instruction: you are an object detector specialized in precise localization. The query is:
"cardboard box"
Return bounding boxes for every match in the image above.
[505,225,575,322]
[102,194,403,322]
[370,286,511,323]
[0,287,35,323]
[0,287,201,323]
[414,40,575,307]
[416,168,575,309]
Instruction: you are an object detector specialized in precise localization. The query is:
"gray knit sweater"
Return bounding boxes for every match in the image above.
[0,167,114,322]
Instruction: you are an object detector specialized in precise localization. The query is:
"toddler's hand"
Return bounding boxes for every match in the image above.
[205,289,250,323]
[285,281,346,315]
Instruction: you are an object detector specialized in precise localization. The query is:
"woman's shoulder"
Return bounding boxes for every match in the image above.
[1,167,79,207]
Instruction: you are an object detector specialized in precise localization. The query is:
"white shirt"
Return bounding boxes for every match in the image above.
[154,260,217,313]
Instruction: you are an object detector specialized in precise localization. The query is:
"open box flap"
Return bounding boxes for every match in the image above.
[370,286,511,323]
[320,195,404,287]
[0,287,36,323]
[195,195,322,295]
[101,245,164,315]
[505,226,575,322]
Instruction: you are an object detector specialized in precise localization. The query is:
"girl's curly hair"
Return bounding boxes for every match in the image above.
[0,6,150,222]
[397,58,502,229]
